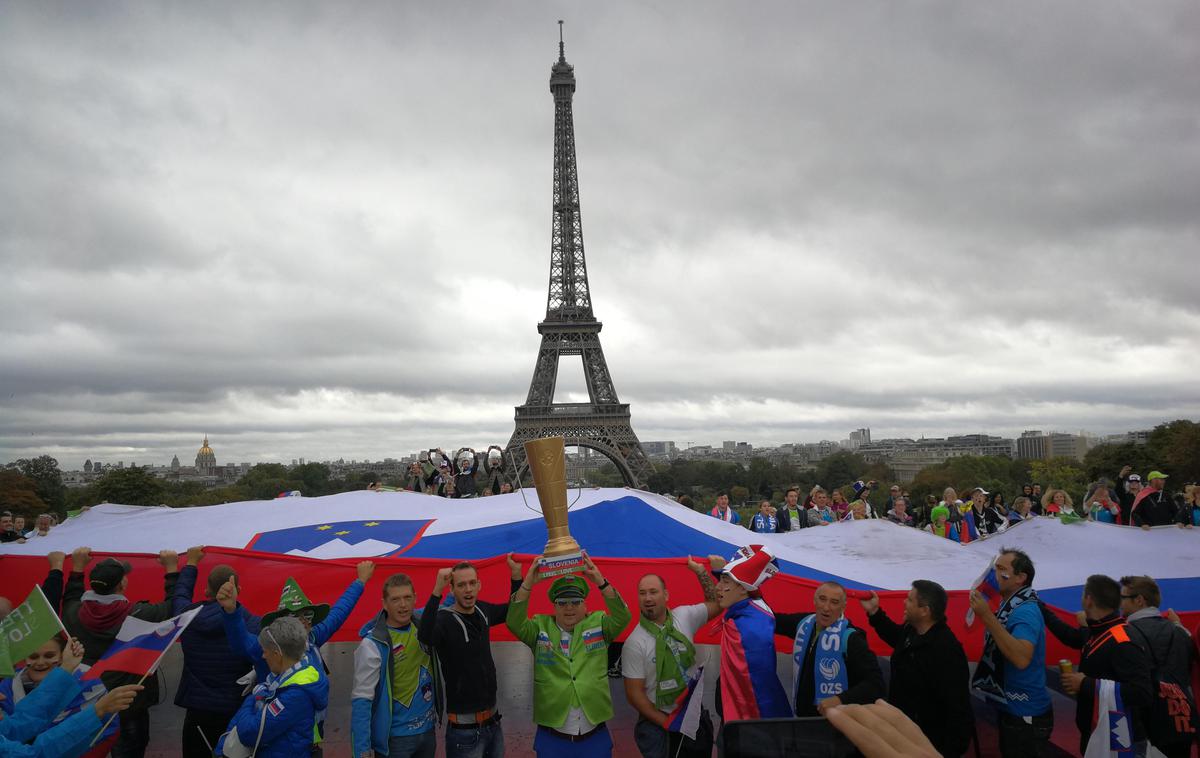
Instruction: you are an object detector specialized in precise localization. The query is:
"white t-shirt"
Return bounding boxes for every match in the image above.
[620,602,710,713]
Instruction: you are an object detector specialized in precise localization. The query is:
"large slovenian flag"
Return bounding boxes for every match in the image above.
[82,607,201,681]
[665,666,706,740]
[965,554,1002,627]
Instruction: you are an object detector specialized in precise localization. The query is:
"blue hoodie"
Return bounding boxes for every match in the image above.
[216,663,329,758]
[172,564,261,714]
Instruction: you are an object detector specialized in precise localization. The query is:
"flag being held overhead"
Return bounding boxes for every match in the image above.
[82,607,201,681]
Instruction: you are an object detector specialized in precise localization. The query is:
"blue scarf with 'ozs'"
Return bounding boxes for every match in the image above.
[793,615,853,705]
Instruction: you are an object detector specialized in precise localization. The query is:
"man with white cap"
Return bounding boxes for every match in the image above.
[1116,466,1143,524]
[711,544,791,727]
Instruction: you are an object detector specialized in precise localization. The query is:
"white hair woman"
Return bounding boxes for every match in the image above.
[217,617,329,758]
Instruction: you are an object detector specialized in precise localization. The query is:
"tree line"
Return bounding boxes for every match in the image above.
[1,419,1196,519]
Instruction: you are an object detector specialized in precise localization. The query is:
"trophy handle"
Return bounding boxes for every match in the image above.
[509,446,584,514]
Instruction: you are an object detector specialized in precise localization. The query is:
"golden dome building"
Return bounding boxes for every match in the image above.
[195,435,217,476]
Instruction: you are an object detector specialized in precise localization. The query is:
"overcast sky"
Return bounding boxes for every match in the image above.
[2,2,1198,470]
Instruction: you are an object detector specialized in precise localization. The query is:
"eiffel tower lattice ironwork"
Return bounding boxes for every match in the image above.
[505,24,654,488]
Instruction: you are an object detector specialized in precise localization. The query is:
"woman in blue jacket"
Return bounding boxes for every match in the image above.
[217,617,329,758]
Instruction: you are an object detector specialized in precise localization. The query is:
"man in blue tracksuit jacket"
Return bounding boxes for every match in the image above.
[351,573,443,758]
[217,560,375,752]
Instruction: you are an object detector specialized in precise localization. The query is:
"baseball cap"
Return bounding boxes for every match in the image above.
[1127,474,1142,483]
[1147,471,1168,481]
[89,558,133,595]
[549,575,589,602]
[972,487,990,495]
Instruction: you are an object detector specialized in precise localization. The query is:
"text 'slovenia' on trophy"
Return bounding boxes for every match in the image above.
[524,436,586,578]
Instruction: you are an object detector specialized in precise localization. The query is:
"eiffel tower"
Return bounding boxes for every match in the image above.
[505,24,654,488]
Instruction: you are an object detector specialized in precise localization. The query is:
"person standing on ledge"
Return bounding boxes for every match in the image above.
[506,553,631,758]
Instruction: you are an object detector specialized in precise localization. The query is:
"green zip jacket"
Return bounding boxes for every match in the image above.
[505,589,631,728]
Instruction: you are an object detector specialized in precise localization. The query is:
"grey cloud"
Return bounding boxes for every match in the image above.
[2,2,1198,469]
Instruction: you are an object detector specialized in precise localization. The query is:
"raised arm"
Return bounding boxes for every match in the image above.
[506,556,544,646]
[687,555,722,621]
[310,561,373,647]
[861,592,904,650]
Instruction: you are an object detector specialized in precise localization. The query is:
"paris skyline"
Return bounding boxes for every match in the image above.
[2,3,1198,469]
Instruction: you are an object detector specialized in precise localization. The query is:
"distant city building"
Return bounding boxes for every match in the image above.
[195,435,216,476]
[170,455,180,470]
[1016,430,1088,462]
[722,441,735,451]
[848,428,871,449]
[642,441,677,458]
[84,459,92,473]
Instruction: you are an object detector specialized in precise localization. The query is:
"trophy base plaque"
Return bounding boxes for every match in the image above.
[537,552,587,579]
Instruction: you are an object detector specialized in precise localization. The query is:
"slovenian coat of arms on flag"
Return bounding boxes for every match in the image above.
[82,607,201,681]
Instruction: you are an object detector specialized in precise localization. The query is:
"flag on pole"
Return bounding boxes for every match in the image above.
[81,607,201,681]
[965,555,1002,627]
[0,585,67,677]
[665,666,706,740]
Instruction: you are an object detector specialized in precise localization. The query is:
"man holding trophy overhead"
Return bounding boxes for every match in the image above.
[505,437,632,758]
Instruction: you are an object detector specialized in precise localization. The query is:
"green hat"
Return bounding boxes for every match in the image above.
[1147,471,1168,481]
[261,577,331,627]
[549,575,589,602]
[930,504,950,522]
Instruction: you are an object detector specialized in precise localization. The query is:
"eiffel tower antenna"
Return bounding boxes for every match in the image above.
[504,26,654,488]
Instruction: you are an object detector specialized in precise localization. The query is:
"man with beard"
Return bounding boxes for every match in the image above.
[621,559,720,758]
[860,581,972,757]
[1131,471,1179,528]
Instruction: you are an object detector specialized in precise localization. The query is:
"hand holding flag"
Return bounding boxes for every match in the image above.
[82,606,201,681]
[0,585,68,677]
[965,555,1002,627]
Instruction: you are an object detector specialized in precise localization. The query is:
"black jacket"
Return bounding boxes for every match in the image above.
[416,578,520,714]
[1041,607,1153,754]
[62,569,180,712]
[776,613,885,717]
[1115,477,1138,524]
[775,505,807,532]
[867,611,972,757]
[171,564,261,715]
[1131,489,1178,527]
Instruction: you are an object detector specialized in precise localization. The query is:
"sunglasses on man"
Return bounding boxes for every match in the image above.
[554,599,583,607]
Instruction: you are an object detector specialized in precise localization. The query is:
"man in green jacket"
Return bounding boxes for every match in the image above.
[507,553,631,758]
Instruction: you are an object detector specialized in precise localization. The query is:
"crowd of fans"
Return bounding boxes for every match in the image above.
[0,511,58,544]
[723,466,1200,539]
[1,542,1197,758]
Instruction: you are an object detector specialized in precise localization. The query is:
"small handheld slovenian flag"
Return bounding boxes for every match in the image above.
[82,607,201,681]
[965,555,1002,627]
[665,666,706,740]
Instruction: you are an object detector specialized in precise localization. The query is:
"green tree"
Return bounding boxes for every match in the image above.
[289,463,332,495]
[236,464,301,501]
[93,467,165,506]
[729,485,750,504]
[1148,419,1200,484]
[1029,457,1088,503]
[1082,443,1156,484]
[0,470,47,516]
[15,455,66,512]
[814,452,868,490]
